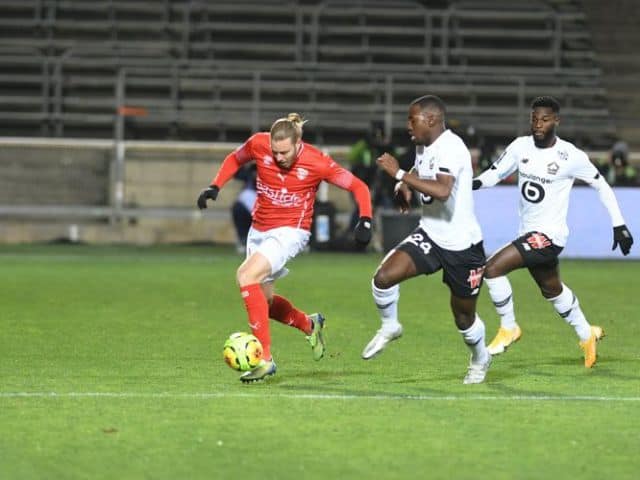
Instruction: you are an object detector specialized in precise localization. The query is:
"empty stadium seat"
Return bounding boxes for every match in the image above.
[0,0,615,144]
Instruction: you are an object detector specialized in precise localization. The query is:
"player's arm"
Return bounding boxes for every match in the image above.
[578,163,634,255]
[472,144,519,190]
[377,153,453,201]
[197,139,252,209]
[393,166,416,213]
[324,161,373,245]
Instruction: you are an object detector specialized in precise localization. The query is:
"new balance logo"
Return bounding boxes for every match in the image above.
[467,267,484,289]
[526,233,551,249]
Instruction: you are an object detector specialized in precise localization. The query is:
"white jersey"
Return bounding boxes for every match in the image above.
[477,135,623,246]
[415,129,483,250]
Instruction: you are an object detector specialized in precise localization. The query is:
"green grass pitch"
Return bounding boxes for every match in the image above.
[1,245,639,479]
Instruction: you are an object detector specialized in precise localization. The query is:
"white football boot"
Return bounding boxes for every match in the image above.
[463,354,492,384]
[361,326,403,360]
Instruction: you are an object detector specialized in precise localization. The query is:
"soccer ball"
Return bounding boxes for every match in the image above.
[223,332,263,371]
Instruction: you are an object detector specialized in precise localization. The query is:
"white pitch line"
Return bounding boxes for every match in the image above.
[1,392,639,402]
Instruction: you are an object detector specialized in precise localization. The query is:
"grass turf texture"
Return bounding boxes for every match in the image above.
[1,245,639,479]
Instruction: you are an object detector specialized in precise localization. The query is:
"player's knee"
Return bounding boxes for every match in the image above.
[483,262,501,279]
[235,267,246,286]
[373,269,395,290]
[540,284,562,298]
[452,296,477,329]
[236,264,258,286]
[454,312,475,331]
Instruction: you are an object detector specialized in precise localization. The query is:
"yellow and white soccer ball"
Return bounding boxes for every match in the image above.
[223,332,263,371]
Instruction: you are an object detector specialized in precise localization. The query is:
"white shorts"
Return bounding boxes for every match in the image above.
[246,226,311,282]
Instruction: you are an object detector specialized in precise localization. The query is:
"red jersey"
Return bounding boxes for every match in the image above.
[211,132,372,231]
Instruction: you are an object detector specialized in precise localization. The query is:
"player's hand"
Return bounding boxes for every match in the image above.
[197,185,219,209]
[394,182,412,213]
[472,179,482,190]
[376,153,400,178]
[354,216,373,246]
[612,225,633,255]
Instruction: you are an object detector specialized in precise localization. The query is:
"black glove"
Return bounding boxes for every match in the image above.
[354,216,373,246]
[612,225,633,256]
[197,185,219,209]
[472,179,482,191]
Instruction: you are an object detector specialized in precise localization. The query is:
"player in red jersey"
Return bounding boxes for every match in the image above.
[198,113,373,382]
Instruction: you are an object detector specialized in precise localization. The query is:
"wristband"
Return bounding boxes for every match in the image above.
[395,169,406,181]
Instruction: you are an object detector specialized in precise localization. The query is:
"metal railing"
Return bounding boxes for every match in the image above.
[0,0,611,143]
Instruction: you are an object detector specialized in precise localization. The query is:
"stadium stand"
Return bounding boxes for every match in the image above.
[0,0,617,145]
[582,0,640,147]
[0,140,109,207]
[1,0,638,246]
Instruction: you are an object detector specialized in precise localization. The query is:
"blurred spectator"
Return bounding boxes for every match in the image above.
[465,125,481,172]
[231,164,257,253]
[608,138,638,186]
[346,123,378,203]
[593,155,611,179]
[478,138,496,174]
[611,138,629,167]
[347,120,403,222]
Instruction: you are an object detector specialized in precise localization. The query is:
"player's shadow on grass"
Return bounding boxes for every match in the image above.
[276,370,453,396]
[476,354,640,385]
[260,353,640,393]
[498,353,638,371]
[279,383,450,397]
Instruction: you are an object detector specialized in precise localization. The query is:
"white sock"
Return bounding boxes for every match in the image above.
[547,283,591,341]
[371,279,402,333]
[485,276,517,330]
[459,315,489,364]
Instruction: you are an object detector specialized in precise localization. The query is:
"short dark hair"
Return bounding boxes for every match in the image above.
[410,95,447,115]
[530,96,560,113]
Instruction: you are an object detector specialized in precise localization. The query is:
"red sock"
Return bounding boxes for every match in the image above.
[240,283,271,360]
[269,294,312,335]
